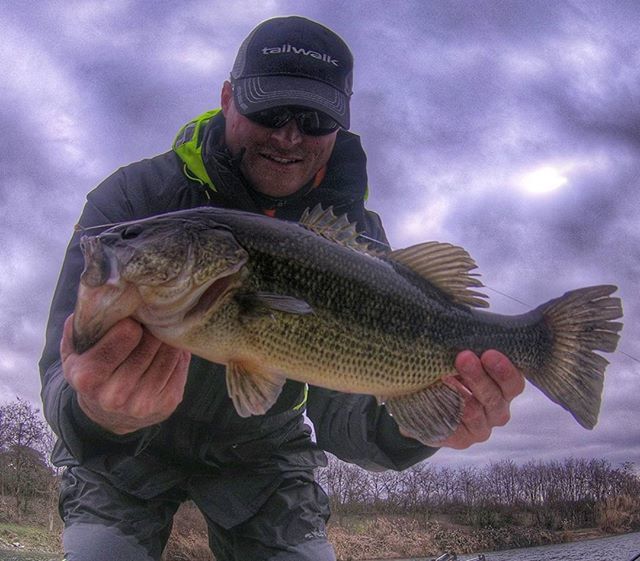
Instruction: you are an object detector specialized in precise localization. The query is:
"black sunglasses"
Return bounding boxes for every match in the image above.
[245,106,341,136]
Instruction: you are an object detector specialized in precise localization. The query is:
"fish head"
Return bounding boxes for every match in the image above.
[72,214,249,353]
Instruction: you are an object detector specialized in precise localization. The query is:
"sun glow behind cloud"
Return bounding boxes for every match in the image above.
[514,154,612,196]
[517,165,569,195]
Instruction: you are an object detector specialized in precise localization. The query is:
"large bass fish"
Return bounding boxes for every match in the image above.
[73,206,623,444]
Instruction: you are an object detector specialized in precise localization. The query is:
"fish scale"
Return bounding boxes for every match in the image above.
[234,248,457,392]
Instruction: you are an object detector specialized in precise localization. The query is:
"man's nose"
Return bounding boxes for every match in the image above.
[269,119,303,147]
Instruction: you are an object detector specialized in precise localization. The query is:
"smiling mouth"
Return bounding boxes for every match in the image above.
[260,153,303,165]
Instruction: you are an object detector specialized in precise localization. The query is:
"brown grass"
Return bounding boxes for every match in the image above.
[329,516,440,560]
[160,507,625,561]
[163,502,213,561]
[327,515,558,560]
[596,495,640,534]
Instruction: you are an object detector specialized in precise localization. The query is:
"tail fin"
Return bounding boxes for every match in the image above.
[526,285,623,429]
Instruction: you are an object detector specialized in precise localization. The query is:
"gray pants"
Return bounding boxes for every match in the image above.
[60,466,336,561]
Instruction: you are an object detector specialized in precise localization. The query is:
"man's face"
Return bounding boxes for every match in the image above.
[221,82,338,197]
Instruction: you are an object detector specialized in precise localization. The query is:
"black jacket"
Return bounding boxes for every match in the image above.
[39,112,435,528]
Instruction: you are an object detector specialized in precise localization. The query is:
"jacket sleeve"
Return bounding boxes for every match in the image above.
[306,387,438,472]
[39,167,162,464]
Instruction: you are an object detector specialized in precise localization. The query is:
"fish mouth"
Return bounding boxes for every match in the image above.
[73,237,136,353]
[79,236,112,287]
[72,282,142,354]
[185,269,244,320]
[72,271,242,354]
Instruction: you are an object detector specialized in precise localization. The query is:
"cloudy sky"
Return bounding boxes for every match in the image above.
[1,0,638,469]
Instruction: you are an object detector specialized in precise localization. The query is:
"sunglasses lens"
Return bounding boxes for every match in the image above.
[296,111,340,136]
[246,107,340,136]
[248,108,292,129]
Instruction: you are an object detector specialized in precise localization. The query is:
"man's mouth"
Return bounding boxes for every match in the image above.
[260,153,303,165]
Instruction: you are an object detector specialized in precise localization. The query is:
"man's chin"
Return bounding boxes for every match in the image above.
[248,173,309,198]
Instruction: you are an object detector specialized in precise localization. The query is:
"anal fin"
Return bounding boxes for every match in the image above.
[226,361,286,418]
[383,381,463,446]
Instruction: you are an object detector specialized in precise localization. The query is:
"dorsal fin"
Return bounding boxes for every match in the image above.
[299,205,386,256]
[389,242,489,308]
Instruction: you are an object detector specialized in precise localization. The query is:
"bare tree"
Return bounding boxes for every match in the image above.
[316,450,640,534]
[0,397,55,520]
[317,455,369,514]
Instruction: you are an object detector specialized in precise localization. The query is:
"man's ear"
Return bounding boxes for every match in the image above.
[221,81,233,115]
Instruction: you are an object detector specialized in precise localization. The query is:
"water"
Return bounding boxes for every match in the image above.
[0,532,638,560]
[456,531,640,561]
[369,532,640,561]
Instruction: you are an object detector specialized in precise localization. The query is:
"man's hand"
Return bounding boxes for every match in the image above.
[435,350,525,449]
[60,314,191,435]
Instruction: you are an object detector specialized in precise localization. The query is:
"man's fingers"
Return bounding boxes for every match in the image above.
[430,398,490,450]
[89,319,145,371]
[438,376,490,447]
[454,350,505,413]
[157,351,190,411]
[459,396,491,441]
[60,313,189,434]
[62,316,144,398]
[62,315,144,379]
[138,343,187,395]
[431,350,527,450]
[60,315,77,361]
[91,332,184,415]
[123,348,190,423]
[481,350,526,400]
[104,329,163,400]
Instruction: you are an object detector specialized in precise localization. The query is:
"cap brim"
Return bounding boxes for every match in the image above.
[233,75,350,129]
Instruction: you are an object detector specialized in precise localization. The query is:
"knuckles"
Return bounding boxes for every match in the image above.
[65,366,99,395]
[492,408,511,427]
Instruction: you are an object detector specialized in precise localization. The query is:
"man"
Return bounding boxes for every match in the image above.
[40,16,524,561]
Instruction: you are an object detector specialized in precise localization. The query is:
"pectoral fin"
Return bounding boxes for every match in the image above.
[236,292,314,317]
[382,381,463,445]
[226,361,286,417]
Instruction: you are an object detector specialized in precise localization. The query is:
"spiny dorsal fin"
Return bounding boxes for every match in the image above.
[299,205,386,256]
[389,241,489,308]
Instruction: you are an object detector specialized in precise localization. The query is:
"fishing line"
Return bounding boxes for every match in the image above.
[74,222,120,233]
[485,285,640,366]
[484,285,531,308]
[620,351,640,364]
[357,233,391,251]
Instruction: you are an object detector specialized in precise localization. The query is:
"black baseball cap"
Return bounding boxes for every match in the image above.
[230,16,353,129]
